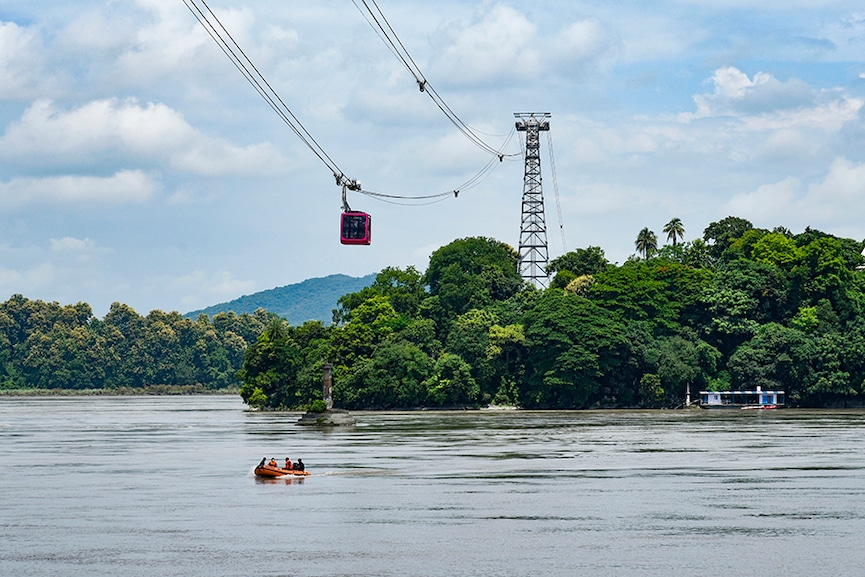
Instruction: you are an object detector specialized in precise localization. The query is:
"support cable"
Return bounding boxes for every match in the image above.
[546,131,567,253]
[184,0,358,189]
[186,0,510,206]
[353,0,520,160]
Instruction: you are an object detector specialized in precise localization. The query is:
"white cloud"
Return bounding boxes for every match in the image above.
[678,67,864,153]
[725,158,865,229]
[0,262,54,292]
[50,237,98,252]
[174,269,257,309]
[686,67,817,119]
[0,170,159,207]
[0,99,290,176]
[430,5,540,86]
[0,21,57,99]
[740,96,863,132]
[805,157,865,212]
[115,0,242,84]
[725,177,800,219]
[554,19,614,68]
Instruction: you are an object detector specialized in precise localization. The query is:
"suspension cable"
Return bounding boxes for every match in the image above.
[357,125,516,205]
[186,0,513,206]
[546,131,567,253]
[184,0,359,190]
[353,0,521,160]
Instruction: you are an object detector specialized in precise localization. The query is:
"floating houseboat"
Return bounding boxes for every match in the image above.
[699,387,784,409]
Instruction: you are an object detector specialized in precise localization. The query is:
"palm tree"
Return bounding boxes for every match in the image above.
[635,227,658,259]
[263,317,289,341]
[663,217,685,247]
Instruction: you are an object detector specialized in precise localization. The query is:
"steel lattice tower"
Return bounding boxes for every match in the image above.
[515,112,550,288]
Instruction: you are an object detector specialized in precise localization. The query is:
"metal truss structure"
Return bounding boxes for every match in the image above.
[515,112,551,288]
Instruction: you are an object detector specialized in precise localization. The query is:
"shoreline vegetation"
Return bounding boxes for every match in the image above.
[3,218,865,411]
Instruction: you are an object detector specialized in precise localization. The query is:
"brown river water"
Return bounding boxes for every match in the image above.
[1,396,864,577]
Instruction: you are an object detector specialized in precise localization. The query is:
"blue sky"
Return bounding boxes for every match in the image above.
[1,0,864,317]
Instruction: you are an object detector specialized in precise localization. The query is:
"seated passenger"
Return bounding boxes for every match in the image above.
[268,458,278,467]
[285,457,292,470]
[295,458,304,471]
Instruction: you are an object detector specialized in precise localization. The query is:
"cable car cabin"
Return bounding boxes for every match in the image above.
[340,211,371,245]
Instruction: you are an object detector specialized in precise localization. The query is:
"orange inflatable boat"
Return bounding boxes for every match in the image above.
[254,463,311,478]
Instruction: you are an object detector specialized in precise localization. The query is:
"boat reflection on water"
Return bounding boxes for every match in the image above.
[255,475,306,485]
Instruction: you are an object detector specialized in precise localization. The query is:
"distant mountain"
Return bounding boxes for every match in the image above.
[185,273,376,325]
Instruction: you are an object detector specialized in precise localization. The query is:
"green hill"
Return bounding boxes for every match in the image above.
[185,273,376,325]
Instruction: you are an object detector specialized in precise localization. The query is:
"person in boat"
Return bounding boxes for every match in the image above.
[258,457,266,468]
[284,457,292,470]
[268,458,278,468]
[295,458,304,471]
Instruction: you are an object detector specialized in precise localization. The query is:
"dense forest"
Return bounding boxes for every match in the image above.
[0,300,271,392]
[238,216,865,410]
[3,216,865,409]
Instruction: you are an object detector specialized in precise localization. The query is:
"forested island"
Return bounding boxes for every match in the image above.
[3,216,865,409]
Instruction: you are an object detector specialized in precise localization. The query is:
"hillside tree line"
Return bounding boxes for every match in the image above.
[0,300,270,392]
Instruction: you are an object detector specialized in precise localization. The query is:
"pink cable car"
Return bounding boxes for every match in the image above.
[340,211,371,245]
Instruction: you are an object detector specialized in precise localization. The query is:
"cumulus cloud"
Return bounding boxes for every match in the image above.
[0,262,54,292]
[174,269,257,309]
[687,67,816,118]
[553,19,614,69]
[0,99,289,176]
[115,1,246,84]
[0,21,58,99]
[725,158,865,229]
[430,5,540,86]
[0,170,159,207]
[50,237,99,252]
[681,66,863,135]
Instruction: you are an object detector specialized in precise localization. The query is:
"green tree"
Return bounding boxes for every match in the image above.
[486,323,527,405]
[446,309,499,400]
[727,323,814,401]
[423,353,480,407]
[238,318,302,409]
[341,342,432,409]
[639,373,666,408]
[654,332,721,404]
[334,266,425,323]
[422,237,522,334]
[663,218,685,247]
[588,260,709,331]
[546,245,609,276]
[635,228,658,260]
[751,232,800,269]
[523,290,628,408]
[703,216,753,260]
[700,259,789,354]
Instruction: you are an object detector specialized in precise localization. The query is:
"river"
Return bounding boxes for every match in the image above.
[1,396,864,577]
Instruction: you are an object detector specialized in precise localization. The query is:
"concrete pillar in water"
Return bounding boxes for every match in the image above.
[323,362,333,410]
